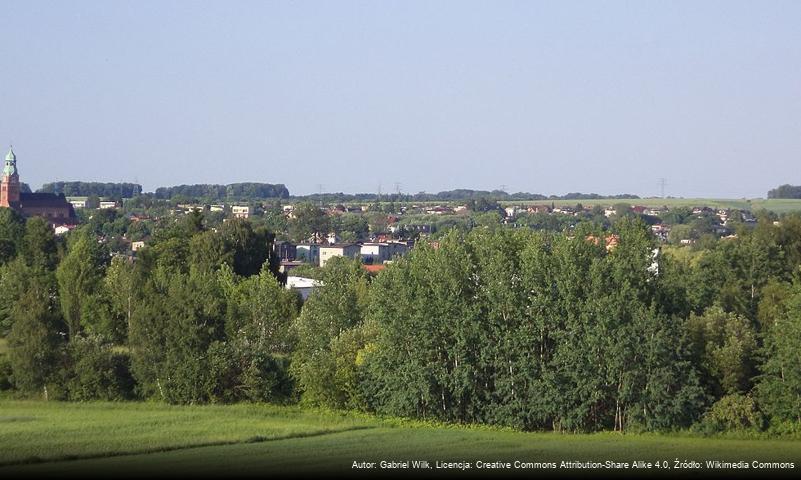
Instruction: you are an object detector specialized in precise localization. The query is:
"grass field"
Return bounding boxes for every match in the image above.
[500,198,801,214]
[0,400,799,478]
[0,338,7,355]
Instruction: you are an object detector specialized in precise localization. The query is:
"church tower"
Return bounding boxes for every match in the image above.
[0,147,20,208]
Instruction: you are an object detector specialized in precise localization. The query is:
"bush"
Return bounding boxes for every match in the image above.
[0,355,13,391]
[694,394,764,434]
[66,336,136,401]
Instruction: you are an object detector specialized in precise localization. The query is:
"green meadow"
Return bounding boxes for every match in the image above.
[0,400,798,478]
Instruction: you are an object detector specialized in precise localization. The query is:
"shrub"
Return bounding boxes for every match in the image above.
[694,393,764,434]
[0,355,13,391]
[66,336,135,401]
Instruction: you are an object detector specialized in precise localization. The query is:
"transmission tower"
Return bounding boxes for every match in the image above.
[658,178,667,198]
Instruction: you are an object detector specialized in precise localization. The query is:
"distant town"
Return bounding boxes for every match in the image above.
[2,146,794,297]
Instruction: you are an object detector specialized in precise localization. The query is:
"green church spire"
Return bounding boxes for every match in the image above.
[3,146,17,177]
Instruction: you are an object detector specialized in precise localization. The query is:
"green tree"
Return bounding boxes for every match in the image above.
[0,207,25,264]
[7,286,66,398]
[56,228,110,339]
[288,203,330,243]
[756,279,801,423]
[21,216,60,270]
[687,306,758,398]
[290,257,369,407]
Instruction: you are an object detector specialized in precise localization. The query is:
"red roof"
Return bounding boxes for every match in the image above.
[362,264,386,273]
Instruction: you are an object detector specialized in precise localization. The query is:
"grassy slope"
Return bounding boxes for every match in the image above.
[0,338,7,355]
[1,400,800,478]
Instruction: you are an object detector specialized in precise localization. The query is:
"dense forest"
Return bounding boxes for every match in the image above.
[39,182,143,198]
[153,183,290,200]
[1,208,800,435]
[768,184,801,199]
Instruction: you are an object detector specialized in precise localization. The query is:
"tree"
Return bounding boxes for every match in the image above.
[7,286,66,398]
[101,256,139,342]
[218,219,277,278]
[288,203,330,243]
[687,306,757,398]
[21,216,60,270]
[128,268,227,403]
[56,228,110,339]
[756,279,801,423]
[225,265,299,354]
[290,257,369,407]
[0,207,25,264]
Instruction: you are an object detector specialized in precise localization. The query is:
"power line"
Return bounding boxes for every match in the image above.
[658,178,667,198]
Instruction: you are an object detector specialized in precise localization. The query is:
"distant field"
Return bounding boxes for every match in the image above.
[500,198,801,213]
[501,198,801,214]
[1,400,799,478]
[0,338,7,355]
[344,198,801,214]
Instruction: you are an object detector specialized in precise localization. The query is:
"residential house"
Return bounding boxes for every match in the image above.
[232,205,251,219]
[360,242,408,264]
[319,243,361,267]
[296,244,320,265]
[285,276,322,301]
[68,198,87,209]
[274,241,297,261]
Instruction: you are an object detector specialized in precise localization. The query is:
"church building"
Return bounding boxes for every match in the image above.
[1,147,76,224]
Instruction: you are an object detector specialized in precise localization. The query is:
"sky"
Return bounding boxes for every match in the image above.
[1,0,800,198]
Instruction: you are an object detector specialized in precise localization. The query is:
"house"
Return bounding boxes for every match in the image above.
[319,243,361,267]
[586,234,619,251]
[425,206,453,215]
[360,242,408,264]
[209,204,225,212]
[54,224,77,236]
[231,205,251,219]
[362,264,386,274]
[403,224,432,234]
[99,201,117,209]
[68,198,88,209]
[285,276,322,301]
[527,205,552,214]
[651,224,671,242]
[295,244,320,265]
[274,241,297,261]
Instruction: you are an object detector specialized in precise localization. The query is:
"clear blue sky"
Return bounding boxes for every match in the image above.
[1,0,799,197]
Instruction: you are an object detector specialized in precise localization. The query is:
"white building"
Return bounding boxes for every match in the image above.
[99,201,117,209]
[360,242,408,264]
[232,205,251,219]
[296,244,320,265]
[54,224,76,235]
[319,243,361,267]
[285,276,323,300]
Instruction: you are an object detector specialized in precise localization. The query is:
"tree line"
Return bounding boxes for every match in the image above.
[153,183,290,201]
[1,209,800,435]
[295,190,640,204]
[39,182,143,198]
[768,184,801,199]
